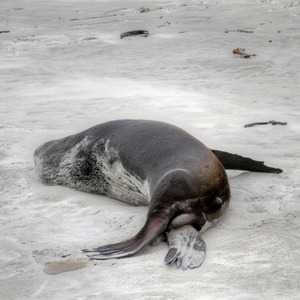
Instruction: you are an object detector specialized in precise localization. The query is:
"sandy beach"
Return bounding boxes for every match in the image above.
[1,0,299,299]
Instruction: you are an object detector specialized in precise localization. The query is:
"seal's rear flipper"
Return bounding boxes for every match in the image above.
[165,225,206,270]
[82,215,169,260]
[211,150,282,174]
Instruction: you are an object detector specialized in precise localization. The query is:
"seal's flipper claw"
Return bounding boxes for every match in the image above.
[83,215,169,260]
[165,225,206,270]
[82,248,101,253]
[164,247,180,265]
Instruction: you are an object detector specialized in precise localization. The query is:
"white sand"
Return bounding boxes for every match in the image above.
[1,0,299,299]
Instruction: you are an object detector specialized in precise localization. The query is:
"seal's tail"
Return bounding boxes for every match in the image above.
[82,215,169,260]
[211,150,282,174]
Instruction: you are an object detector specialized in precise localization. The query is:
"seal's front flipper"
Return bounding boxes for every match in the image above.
[211,150,282,174]
[82,215,169,260]
[165,225,206,270]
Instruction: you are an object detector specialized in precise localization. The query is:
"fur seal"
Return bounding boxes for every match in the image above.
[34,120,282,270]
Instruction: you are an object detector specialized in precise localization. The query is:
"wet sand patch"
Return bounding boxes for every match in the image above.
[43,261,87,275]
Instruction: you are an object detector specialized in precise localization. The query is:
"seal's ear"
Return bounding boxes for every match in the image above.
[82,215,169,260]
[211,149,282,174]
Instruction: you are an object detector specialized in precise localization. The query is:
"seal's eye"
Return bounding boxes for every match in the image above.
[209,196,223,209]
[215,197,222,205]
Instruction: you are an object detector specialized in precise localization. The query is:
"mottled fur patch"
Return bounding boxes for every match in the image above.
[35,137,150,206]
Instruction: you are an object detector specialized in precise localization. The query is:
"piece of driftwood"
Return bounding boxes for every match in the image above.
[120,30,149,39]
[140,7,150,13]
[233,48,256,58]
[0,30,10,34]
[244,120,287,128]
[225,29,254,33]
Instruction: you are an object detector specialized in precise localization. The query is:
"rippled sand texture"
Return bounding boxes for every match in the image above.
[1,1,299,299]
